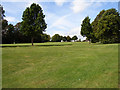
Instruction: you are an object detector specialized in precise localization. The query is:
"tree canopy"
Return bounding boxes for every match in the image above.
[81,16,92,41]
[20,3,47,45]
[2,4,120,44]
[62,36,67,42]
[93,8,120,43]
[66,36,71,42]
[72,35,78,41]
[81,8,120,44]
[52,34,61,42]
[41,34,50,42]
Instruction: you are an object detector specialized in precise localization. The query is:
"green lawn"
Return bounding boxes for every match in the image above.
[2,42,118,88]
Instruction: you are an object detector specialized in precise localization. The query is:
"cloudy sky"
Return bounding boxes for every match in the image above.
[1,0,119,40]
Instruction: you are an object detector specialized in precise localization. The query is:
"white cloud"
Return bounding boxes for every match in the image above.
[2,0,43,2]
[45,12,59,23]
[71,0,104,14]
[51,31,66,36]
[46,14,72,37]
[46,13,86,39]
[2,0,119,2]
[68,27,80,37]
[67,26,87,41]
[49,14,72,30]
[71,0,92,13]
[54,0,67,6]
[25,1,42,8]
[4,16,19,22]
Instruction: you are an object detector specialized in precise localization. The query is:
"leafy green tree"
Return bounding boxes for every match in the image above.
[62,36,67,42]
[52,34,61,42]
[5,24,15,44]
[41,34,50,42]
[92,10,105,33]
[20,3,47,46]
[2,19,8,35]
[14,22,21,31]
[66,36,71,42]
[96,8,120,43]
[60,36,63,41]
[14,22,30,43]
[2,20,8,44]
[91,10,106,43]
[2,19,8,30]
[81,16,92,42]
[72,35,78,41]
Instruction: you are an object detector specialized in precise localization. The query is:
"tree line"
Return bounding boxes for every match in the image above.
[2,20,78,44]
[1,3,120,45]
[1,3,78,45]
[81,8,120,44]
[2,20,79,44]
[2,20,51,44]
[51,34,78,42]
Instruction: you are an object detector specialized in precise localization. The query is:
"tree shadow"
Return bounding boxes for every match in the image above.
[1,44,72,48]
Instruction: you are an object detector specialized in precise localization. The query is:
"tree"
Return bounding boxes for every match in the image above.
[14,22,30,43]
[20,3,47,46]
[72,35,78,41]
[62,36,67,42]
[81,16,92,43]
[14,22,21,31]
[92,10,105,33]
[60,36,63,41]
[14,22,21,43]
[41,34,50,42]
[66,36,71,42]
[78,39,81,42]
[2,19,8,44]
[95,8,120,43]
[2,19,8,29]
[2,19,8,34]
[91,10,105,43]
[52,34,61,42]
[5,24,15,44]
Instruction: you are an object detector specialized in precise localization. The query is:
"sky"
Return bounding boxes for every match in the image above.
[1,0,119,40]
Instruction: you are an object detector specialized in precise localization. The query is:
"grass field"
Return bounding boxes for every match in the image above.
[2,42,118,88]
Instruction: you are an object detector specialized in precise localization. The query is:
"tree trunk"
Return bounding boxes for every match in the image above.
[31,37,34,46]
[89,39,91,44]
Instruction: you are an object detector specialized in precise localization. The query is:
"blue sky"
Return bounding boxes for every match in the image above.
[1,0,119,40]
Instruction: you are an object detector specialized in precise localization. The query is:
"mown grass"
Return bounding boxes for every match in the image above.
[2,42,118,88]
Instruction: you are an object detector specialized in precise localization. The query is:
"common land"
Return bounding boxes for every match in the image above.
[2,42,118,88]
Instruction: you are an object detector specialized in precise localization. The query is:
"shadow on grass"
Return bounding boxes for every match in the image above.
[1,44,72,48]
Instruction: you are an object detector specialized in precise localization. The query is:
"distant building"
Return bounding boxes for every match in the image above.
[82,40,89,42]
[71,40,74,42]
[61,40,64,42]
